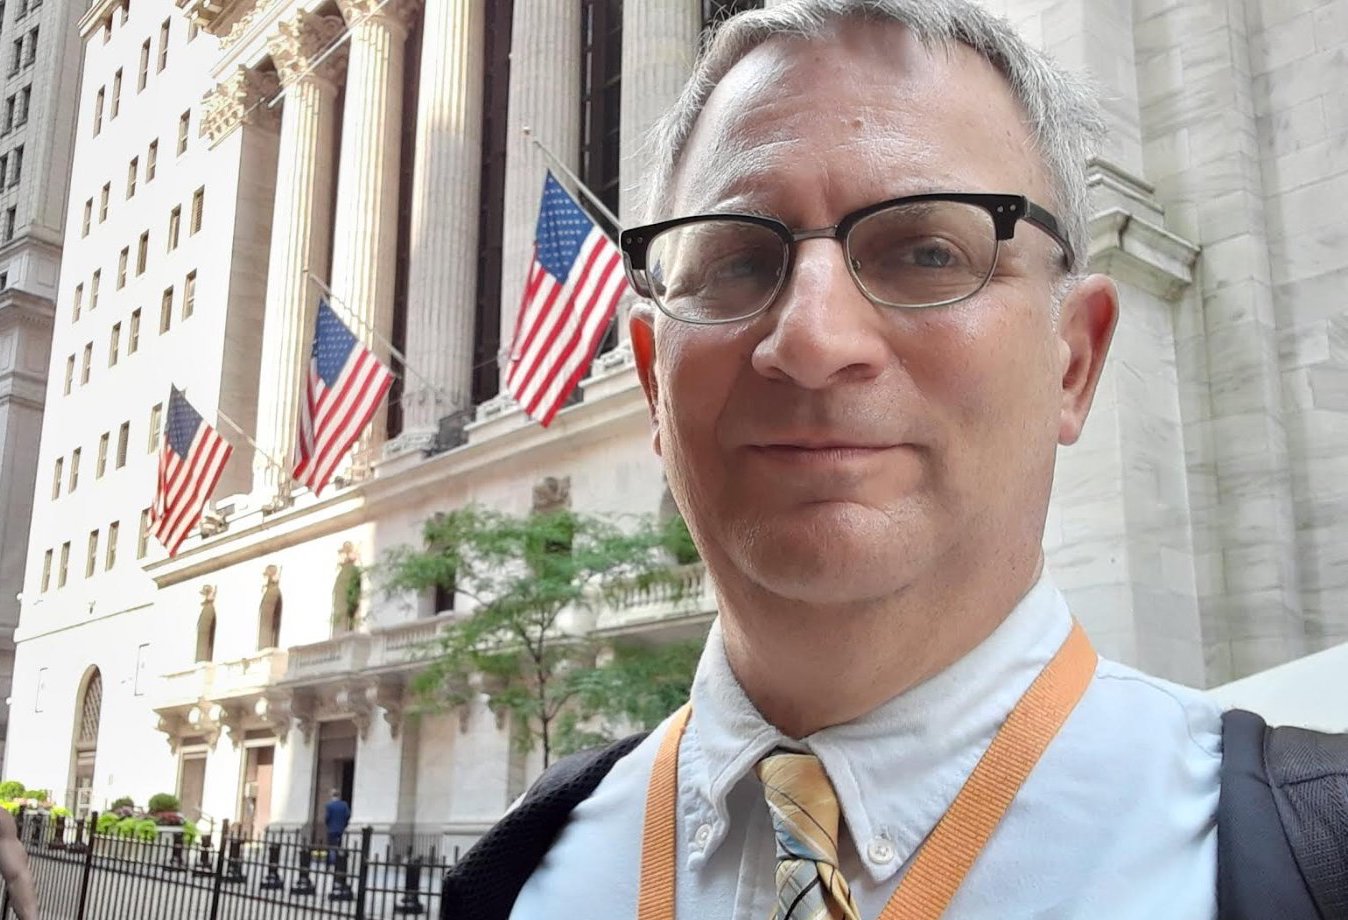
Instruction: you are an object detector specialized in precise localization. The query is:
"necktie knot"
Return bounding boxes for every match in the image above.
[755,751,859,920]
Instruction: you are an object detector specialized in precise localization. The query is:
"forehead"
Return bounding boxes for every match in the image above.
[669,19,1048,219]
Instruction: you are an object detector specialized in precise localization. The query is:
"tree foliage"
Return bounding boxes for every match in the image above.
[380,505,703,766]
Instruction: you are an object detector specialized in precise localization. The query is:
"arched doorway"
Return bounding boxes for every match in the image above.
[68,667,103,819]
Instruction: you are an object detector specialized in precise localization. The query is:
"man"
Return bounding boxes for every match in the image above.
[323,789,350,854]
[509,0,1223,916]
[0,809,38,920]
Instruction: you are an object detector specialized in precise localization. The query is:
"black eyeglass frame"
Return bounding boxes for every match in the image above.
[619,192,1075,325]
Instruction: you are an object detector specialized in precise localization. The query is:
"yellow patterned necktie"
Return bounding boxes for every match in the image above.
[756,751,863,920]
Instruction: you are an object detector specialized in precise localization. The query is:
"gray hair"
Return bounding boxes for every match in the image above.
[641,0,1106,273]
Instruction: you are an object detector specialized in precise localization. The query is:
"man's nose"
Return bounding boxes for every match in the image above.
[750,238,889,389]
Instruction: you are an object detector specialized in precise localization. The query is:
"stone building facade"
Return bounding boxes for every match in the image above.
[0,0,83,768]
[5,0,1347,844]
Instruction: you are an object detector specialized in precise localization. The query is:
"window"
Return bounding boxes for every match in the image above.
[80,342,91,384]
[182,270,195,318]
[158,19,170,71]
[3,207,14,241]
[190,187,203,234]
[23,27,35,66]
[116,247,128,288]
[126,157,137,198]
[137,509,149,558]
[137,231,148,274]
[85,530,98,578]
[110,69,122,118]
[82,199,92,237]
[176,110,189,154]
[159,287,171,333]
[96,432,108,478]
[41,549,51,592]
[16,87,28,125]
[147,401,161,452]
[116,422,128,468]
[93,87,104,136]
[99,183,110,222]
[579,0,623,215]
[69,447,80,492]
[73,283,83,322]
[128,308,140,353]
[146,139,157,180]
[90,270,100,309]
[108,322,119,366]
[9,40,19,76]
[58,542,69,587]
[51,456,62,499]
[167,205,180,250]
[63,354,73,394]
[105,521,118,570]
[7,144,19,186]
[3,96,14,133]
[138,40,149,91]
[0,155,6,187]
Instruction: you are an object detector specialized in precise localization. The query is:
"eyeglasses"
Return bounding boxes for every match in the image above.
[619,192,1074,325]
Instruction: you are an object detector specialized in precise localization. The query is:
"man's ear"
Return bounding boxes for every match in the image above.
[630,304,661,456]
[1056,273,1118,445]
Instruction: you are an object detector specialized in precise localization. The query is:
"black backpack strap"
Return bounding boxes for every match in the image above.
[1219,708,1348,919]
[439,731,650,920]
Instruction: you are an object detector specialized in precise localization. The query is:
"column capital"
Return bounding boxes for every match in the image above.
[201,66,281,145]
[336,0,423,35]
[270,10,349,88]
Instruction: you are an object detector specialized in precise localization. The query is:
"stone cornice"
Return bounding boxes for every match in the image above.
[1088,207,1200,303]
[143,368,650,586]
[79,0,124,39]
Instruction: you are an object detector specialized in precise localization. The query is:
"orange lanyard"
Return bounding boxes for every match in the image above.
[636,621,1096,920]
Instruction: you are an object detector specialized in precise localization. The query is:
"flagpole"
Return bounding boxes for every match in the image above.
[207,405,287,475]
[522,127,624,232]
[303,272,448,404]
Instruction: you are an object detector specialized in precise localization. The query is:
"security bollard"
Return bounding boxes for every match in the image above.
[165,833,187,872]
[193,833,215,876]
[290,847,316,896]
[223,835,246,883]
[328,848,354,902]
[259,842,284,890]
[394,856,426,915]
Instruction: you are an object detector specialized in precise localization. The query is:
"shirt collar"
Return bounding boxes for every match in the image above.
[683,570,1074,882]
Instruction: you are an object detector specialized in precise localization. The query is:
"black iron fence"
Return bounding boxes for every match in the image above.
[0,810,458,919]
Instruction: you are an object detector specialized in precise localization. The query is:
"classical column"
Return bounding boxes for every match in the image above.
[395,0,485,451]
[494,1,583,396]
[330,0,419,463]
[618,1,700,223]
[254,13,347,504]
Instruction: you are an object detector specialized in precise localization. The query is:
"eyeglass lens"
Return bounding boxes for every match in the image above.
[646,200,1000,322]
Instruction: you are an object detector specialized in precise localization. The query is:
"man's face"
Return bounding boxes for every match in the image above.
[633,22,1114,608]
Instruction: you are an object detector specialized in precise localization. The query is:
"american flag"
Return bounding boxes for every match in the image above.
[150,386,233,557]
[291,298,394,496]
[505,172,629,426]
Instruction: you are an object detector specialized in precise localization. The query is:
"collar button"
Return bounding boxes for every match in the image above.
[866,837,896,865]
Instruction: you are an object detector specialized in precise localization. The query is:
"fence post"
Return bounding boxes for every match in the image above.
[223,832,246,883]
[290,834,316,897]
[51,814,67,850]
[206,819,230,920]
[73,811,98,920]
[354,826,373,920]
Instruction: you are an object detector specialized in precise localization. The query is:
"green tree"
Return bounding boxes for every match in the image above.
[381,505,703,766]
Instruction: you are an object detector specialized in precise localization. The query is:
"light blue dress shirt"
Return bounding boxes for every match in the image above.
[512,573,1224,918]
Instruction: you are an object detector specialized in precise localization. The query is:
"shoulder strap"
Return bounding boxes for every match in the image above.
[439,731,650,920]
[1219,708,1348,920]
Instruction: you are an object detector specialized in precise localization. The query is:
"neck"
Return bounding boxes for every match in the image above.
[716,553,1043,738]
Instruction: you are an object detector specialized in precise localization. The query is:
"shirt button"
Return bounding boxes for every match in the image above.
[867,837,896,864]
[694,824,712,847]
